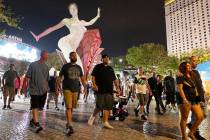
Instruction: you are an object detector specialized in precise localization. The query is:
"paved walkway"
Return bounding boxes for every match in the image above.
[0,94,209,140]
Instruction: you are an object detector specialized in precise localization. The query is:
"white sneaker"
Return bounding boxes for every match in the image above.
[88,114,95,126]
[103,122,114,129]
[171,108,177,113]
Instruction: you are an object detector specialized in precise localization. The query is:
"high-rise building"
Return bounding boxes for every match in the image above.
[165,0,210,57]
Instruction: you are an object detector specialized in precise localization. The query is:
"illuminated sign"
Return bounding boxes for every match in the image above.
[0,35,22,43]
[0,38,40,62]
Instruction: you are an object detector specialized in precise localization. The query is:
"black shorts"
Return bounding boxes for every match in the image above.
[165,91,175,104]
[31,93,47,109]
[95,93,113,110]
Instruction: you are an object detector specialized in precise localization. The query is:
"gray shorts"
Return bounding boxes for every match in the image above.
[136,93,147,105]
[95,93,113,110]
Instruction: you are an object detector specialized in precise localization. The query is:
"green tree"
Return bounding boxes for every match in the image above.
[180,49,210,64]
[46,52,63,70]
[109,56,128,71]
[0,0,21,34]
[126,43,179,74]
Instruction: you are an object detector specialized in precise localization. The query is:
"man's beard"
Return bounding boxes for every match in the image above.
[103,62,108,65]
[192,65,197,69]
[71,59,77,63]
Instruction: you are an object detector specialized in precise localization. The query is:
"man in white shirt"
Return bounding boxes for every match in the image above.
[133,67,150,120]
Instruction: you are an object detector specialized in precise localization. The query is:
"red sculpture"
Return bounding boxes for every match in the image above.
[77,29,104,76]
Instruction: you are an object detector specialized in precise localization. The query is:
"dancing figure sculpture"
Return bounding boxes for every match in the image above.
[30,3,100,69]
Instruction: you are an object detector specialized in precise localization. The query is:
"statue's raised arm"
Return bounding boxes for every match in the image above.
[81,8,100,26]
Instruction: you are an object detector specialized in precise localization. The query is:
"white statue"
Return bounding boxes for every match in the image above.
[30,3,100,68]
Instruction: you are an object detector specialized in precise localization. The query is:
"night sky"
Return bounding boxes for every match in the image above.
[2,0,166,56]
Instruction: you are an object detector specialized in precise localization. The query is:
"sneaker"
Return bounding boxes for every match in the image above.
[2,105,6,110]
[103,122,114,129]
[39,107,43,111]
[171,109,177,113]
[167,105,172,111]
[69,125,74,134]
[194,131,206,140]
[7,105,12,109]
[29,120,43,133]
[64,125,74,136]
[55,107,60,111]
[162,109,166,113]
[134,108,139,117]
[88,114,95,126]
[141,115,147,121]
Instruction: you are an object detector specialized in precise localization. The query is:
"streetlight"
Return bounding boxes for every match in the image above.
[119,58,123,63]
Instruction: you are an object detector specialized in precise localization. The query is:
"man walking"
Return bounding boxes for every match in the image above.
[2,64,20,109]
[187,56,206,140]
[24,50,49,133]
[164,70,176,111]
[56,51,86,136]
[88,54,120,129]
[147,72,166,115]
[133,67,150,120]
[46,70,60,111]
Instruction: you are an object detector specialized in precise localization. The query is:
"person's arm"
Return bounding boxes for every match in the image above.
[163,78,166,92]
[56,65,65,92]
[146,79,152,93]
[2,76,4,87]
[23,64,33,93]
[177,84,189,104]
[92,76,98,91]
[56,76,63,93]
[133,77,138,94]
[30,21,65,42]
[80,71,87,88]
[81,8,100,26]
[176,76,189,104]
[23,77,29,90]
[2,72,7,87]
[114,79,121,93]
[80,76,87,93]
[91,65,98,91]
[194,70,205,102]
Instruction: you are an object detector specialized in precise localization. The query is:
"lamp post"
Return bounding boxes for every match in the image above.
[119,58,123,63]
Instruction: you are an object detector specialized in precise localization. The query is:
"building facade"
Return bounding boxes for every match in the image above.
[165,0,210,57]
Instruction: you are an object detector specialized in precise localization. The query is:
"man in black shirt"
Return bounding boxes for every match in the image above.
[147,72,166,115]
[56,51,86,136]
[164,70,176,111]
[188,56,206,140]
[88,54,120,129]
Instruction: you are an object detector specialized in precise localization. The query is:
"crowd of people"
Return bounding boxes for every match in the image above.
[0,51,208,140]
